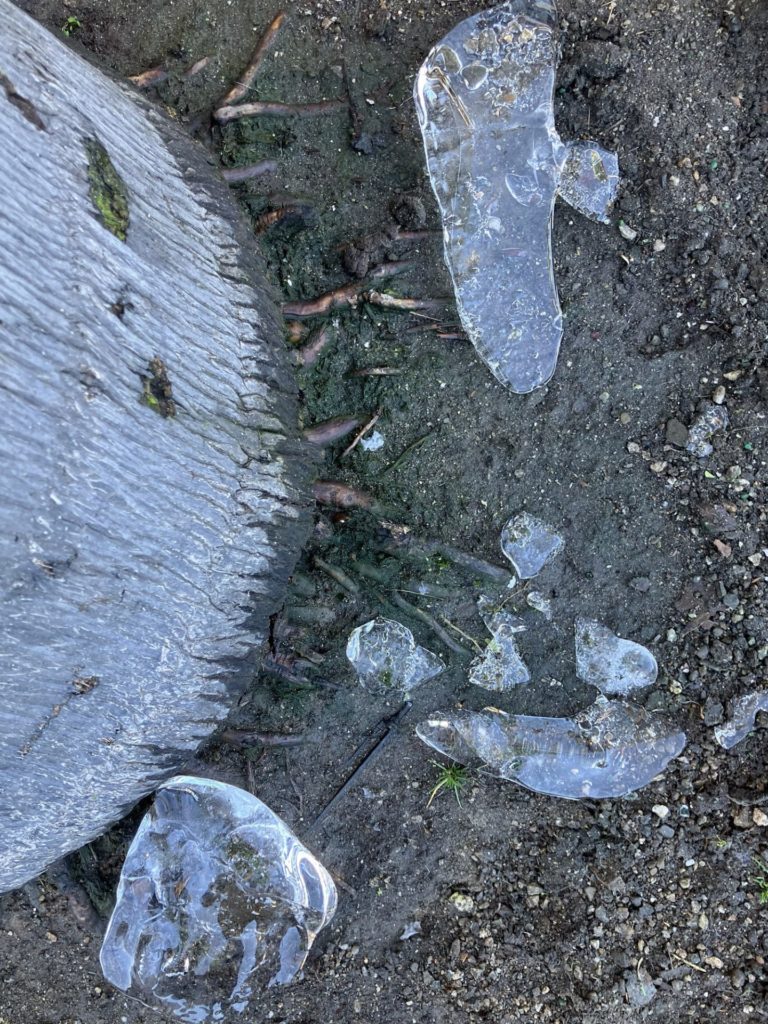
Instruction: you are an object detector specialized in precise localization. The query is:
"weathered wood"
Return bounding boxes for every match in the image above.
[0,1,309,891]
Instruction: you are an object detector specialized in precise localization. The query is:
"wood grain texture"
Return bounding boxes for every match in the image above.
[0,0,310,891]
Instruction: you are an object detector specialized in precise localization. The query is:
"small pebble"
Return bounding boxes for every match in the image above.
[753,808,768,827]
[652,804,670,820]
[712,385,726,404]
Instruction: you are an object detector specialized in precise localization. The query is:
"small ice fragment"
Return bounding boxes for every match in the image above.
[558,142,619,224]
[714,691,768,749]
[100,776,337,1022]
[346,617,445,694]
[686,403,729,457]
[416,698,686,799]
[527,591,553,619]
[414,1,617,393]
[399,921,422,940]
[500,512,564,579]
[575,618,658,694]
[360,430,385,452]
[469,618,530,691]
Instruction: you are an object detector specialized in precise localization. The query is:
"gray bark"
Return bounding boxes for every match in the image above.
[0,1,309,891]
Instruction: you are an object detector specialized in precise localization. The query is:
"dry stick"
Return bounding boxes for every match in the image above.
[341,408,381,458]
[313,555,360,595]
[347,366,401,378]
[221,160,278,183]
[305,702,412,836]
[220,10,286,106]
[129,65,168,88]
[363,291,444,312]
[283,261,412,318]
[220,729,306,748]
[215,99,347,123]
[184,55,211,79]
[294,325,331,367]
[303,415,361,446]
[388,591,468,655]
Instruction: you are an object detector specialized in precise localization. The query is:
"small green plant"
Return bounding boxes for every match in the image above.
[61,15,81,36]
[427,760,468,808]
[752,857,768,904]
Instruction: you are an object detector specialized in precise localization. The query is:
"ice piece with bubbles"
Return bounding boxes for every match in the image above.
[714,691,768,750]
[414,1,618,393]
[346,617,445,694]
[417,698,685,799]
[100,776,337,1023]
[558,142,620,224]
[469,617,530,691]
[527,591,553,619]
[500,512,563,579]
[686,403,729,457]
[575,618,658,695]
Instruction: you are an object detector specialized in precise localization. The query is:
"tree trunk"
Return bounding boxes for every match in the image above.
[0,1,309,892]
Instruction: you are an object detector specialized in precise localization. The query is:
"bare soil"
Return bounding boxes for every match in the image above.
[2,1,768,1022]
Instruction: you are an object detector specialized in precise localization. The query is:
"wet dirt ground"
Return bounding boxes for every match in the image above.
[2,0,768,1021]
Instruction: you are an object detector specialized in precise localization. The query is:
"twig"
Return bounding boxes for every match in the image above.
[382,433,432,475]
[313,555,360,595]
[283,262,411,318]
[215,99,347,123]
[305,703,412,835]
[293,325,331,367]
[341,408,381,458]
[440,616,485,655]
[389,591,467,655]
[304,415,361,446]
[129,65,168,89]
[671,952,707,974]
[220,10,286,106]
[364,291,443,312]
[221,160,278,183]
[284,750,304,816]
[347,366,402,378]
[184,56,211,79]
[220,729,306,748]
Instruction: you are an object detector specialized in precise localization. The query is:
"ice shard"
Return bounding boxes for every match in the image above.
[100,777,337,1022]
[575,618,658,695]
[469,616,531,691]
[500,512,564,579]
[714,690,768,750]
[346,617,445,694]
[414,1,619,393]
[417,699,685,799]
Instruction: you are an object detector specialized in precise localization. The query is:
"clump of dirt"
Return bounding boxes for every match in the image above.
[2,1,767,1022]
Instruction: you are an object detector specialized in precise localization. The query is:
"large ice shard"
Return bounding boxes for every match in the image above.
[575,618,658,695]
[100,777,337,1022]
[417,699,685,799]
[346,617,445,694]
[414,1,619,393]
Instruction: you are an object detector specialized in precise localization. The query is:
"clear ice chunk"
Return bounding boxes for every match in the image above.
[500,512,564,579]
[416,698,686,799]
[469,617,530,691]
[414,1,618,393]
[686,403,729,457]
[346,617,445,694]
[575,618,658,695]
[714,690,768,750]
[100,776,337,1023]
[526,591,553,619]
[558,142,620,224]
